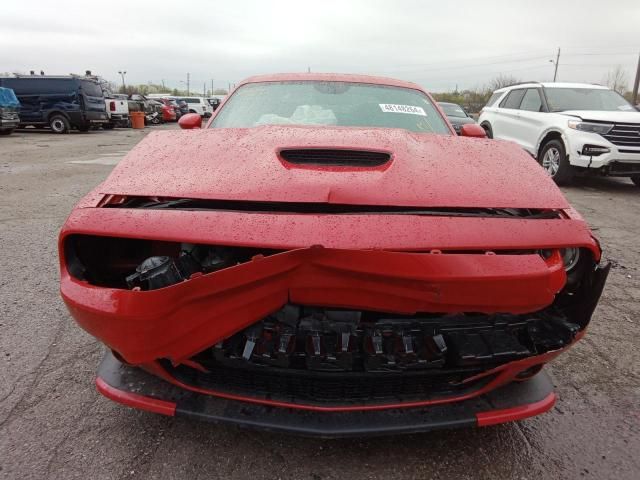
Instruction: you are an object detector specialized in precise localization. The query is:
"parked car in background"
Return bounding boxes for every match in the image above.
[0,87,20,135]
[112,93,142,114]
[60,73,609,437]
[438,101,476,134]
[129,94,164,125]
[159,98,181,120]
[0,75,108,133]
[175,99,189,117]
[103,90,130,128]
[160,101,176,122]
[206,97,221,111]
[479,82,640,186]
[176,96,211,117]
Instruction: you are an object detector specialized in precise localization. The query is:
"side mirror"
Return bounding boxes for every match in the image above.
[178,113,202,129]
[459,124,486,138]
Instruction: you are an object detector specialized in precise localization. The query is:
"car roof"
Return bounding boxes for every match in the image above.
[239,73,425,91]
[495,82,609,93]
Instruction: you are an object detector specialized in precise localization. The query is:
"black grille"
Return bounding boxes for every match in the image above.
[608,162,640,175]
[279,149,391,167]
[164,361,491,406]
[160,304,581,407]
[601,122,640,148]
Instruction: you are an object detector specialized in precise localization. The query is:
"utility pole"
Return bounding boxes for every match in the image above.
[118,70,127,90]
[203,82,206,98]
[228,82,231,93]
[161,79,165,90]
[553,48,560,82]
[211,79,214,96]
[632,51,640,106]
[186,72,190,95]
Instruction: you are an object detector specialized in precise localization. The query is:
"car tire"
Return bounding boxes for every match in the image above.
[539,139,573,185]
[0,129,14,136]
[103,123,115,130]
[49,115,70,134]
[631,175,640,187]
[480,122,493,139]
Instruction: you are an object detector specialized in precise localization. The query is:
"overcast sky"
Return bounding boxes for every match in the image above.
[1,0,638,92]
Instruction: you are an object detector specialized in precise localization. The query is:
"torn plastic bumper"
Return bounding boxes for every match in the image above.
[96,349,556,437]
[61,247,568,365]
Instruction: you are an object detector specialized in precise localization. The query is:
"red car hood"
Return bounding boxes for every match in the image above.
[99,126,568,209]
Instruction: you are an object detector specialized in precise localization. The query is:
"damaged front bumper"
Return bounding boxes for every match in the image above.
[62,246,571,364]
[59,206,609,429]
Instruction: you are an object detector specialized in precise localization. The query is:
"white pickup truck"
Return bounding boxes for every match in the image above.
[103,92,130,128]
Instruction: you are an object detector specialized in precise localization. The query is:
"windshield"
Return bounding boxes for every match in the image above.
[0,87,20,107]
[439,103,467,118]
[210,81,451,134]
[544,87,634,112]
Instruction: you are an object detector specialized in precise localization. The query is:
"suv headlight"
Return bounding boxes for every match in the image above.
[567,120,613,135]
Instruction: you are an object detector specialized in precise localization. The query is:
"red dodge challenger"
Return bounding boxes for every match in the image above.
[59,73,609,436]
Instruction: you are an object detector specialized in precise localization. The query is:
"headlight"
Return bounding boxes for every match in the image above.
[560,248,580,272]
[567,120,613,135]
[539,247,581,272]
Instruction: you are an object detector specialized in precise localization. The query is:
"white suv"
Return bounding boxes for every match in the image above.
[176,97,211,117]
[478,82,640,186]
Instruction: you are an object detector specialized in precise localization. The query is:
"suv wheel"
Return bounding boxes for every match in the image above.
[631,175,640,187]
[539,139,573,185]
[0,129,14,136]
[480,122,493,138]
[49,115,70,134]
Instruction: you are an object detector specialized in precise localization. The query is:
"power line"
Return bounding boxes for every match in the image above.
[392,50,550,69]
[389,56,551,74]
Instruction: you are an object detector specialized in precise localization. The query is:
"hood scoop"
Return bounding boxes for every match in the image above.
[279,149,391,167]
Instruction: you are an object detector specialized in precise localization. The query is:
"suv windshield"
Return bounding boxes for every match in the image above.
[544,87,634,112]
[210,81,451,134]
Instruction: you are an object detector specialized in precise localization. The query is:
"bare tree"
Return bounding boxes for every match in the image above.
[604,66,629,95]
[488,74,521,91]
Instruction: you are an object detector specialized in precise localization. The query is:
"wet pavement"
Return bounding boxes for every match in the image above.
[0,125,638,479]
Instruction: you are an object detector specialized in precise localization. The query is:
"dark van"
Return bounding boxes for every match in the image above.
[0,75,108,133]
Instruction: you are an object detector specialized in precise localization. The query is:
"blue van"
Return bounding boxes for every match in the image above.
[0,87,20,135]
[0,75,108,133]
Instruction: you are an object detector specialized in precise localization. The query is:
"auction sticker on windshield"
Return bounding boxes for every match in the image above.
[379,104,427,116]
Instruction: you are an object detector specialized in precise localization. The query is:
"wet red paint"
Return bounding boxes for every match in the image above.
[95,377,176,416]
[476,392,557,426]
[97,126,567,210]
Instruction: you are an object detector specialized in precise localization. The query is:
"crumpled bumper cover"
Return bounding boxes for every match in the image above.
[61,247,566,365]
[96,350,556,438]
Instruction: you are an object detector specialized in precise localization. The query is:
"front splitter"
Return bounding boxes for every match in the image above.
[96,350,555,438]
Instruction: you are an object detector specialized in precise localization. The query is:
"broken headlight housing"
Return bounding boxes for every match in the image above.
[540,247,580,272]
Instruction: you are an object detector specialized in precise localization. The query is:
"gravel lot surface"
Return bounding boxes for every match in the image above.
[1,124,638,479]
